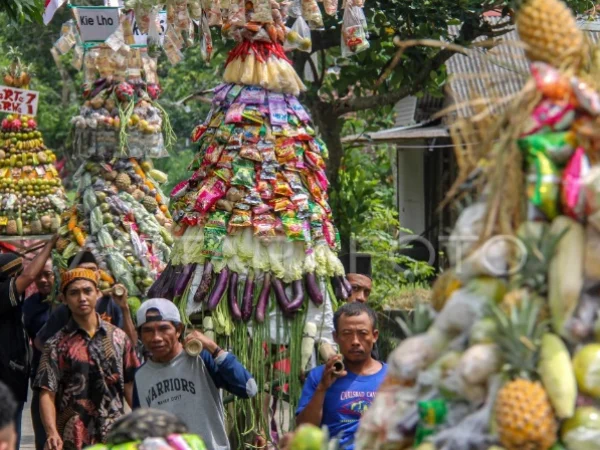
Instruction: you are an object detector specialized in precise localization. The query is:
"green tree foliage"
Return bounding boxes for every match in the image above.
[0,0,44,24]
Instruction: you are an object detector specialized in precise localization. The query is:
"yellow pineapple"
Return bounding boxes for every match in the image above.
[516,0,587,70]
[489,299,558,450]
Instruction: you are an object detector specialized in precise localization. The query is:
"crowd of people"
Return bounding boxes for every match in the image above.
[0,239,385,450]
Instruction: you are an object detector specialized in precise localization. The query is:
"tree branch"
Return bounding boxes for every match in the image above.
[332,19,492,116]
[333,47,455,115]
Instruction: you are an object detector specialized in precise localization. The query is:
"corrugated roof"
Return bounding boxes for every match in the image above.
[445,17,600,118]
[342,123,449,144]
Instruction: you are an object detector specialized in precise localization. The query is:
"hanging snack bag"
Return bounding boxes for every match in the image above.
[341,5,369,57]
[301,0,324,28]
[284,17,312,52]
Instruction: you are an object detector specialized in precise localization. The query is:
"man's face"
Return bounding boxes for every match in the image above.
[0,422,17,450]
[63,279,99,319]
[347,274,372,303]
[140,314,183,363]
[334,312,378,364]
[35,260,54,297]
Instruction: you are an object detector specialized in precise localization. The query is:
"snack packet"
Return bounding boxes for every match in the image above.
[522,99,575,136]
[518,131,577,166]
[562,147,590,221]
[341,5,369,57]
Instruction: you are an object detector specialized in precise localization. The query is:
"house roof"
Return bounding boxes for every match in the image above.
[345,17,600,144]
[342,123,449,144]
[446,18,600,118]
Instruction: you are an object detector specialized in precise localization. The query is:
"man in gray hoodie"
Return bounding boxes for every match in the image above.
[132,298,257,450]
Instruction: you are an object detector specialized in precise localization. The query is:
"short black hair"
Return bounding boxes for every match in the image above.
[333,302,377,332]
[0,381,16,430]
[106,409,188,444]
[67,251,98,269]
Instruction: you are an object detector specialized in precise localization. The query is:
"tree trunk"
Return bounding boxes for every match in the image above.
[309,99,343,189]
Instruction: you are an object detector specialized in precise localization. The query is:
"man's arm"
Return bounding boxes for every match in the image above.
[186,330,257,398]
[40,389,62,450]
[34,305,70,352]
[111,286,138,345]
[296,356,346,427]
[200,351,258,399]
[124,382,134,408]
[15,236,57,295]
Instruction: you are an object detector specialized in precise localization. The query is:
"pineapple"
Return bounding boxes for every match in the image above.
[515,0,586,70]
[6,212,17,235]
[56,238,69,253]
[490,299,558,450]
[30,212,42,235]
[115,173,132,191]
[142,196,158,212]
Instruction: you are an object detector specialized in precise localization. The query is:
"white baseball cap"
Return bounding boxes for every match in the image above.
[137,298,181,327]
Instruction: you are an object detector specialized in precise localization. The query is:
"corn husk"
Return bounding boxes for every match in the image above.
[548,216,584,337]
[538,333,577,419]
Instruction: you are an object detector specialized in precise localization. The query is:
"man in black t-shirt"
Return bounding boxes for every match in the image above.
[34,251,138,351]
[0,236,58,449]
[22,258,54,450]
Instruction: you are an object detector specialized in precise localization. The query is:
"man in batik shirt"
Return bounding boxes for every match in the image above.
[34,268,139,450]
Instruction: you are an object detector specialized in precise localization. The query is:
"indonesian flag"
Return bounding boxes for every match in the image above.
[43,0,68,25]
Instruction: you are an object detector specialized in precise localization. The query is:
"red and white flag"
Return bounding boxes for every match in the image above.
[43,0,68,25]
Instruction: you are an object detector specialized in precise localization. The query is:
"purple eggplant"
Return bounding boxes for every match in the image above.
[193,262,214,303]
[305,272,323,306]
[163,265,185,300]
[341,276,352,295]
[147,261,173,298]
[272,278,291,312]
[241,272,255,322]
[287,280,305,312]
[333,276,348,301]
[255,273,271,323]
[272,278,304,316]
[90,78,109,98]
[228,272,243,321]
[206,268,229,310]
[174,263,197,297]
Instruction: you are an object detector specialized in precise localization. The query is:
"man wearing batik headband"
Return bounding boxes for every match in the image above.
[0,235,58,450]
[35,268,140,450]
[34,251,137,351]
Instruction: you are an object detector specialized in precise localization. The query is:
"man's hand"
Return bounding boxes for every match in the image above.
[112,284,129,310]
[317,355,347,391]
[45,433,62,450]
[185,330,220,356]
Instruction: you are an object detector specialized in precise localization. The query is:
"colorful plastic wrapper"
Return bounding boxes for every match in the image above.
[341,6,369,57]
[525,150,560,220]
[522,99,575,136]
[530,61,572,100]
[252,0,274,22]
[518,131,577,166]
[208,0,224,26]
[572,77,600,115]
[561,147,590,221]
[324,0,339,15]
[301,0,324,28]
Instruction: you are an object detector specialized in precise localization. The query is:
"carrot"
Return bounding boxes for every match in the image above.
[99,269,115,284]
[68,211,78,231]
[73,226,86,246]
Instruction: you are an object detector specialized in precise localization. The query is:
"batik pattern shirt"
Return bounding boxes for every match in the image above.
[34,316,139,450]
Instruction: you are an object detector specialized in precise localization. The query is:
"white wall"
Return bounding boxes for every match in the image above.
[396,144,425,236]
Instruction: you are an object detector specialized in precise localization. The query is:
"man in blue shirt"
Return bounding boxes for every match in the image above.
[296,302,386,450]
[22,258,54,450]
